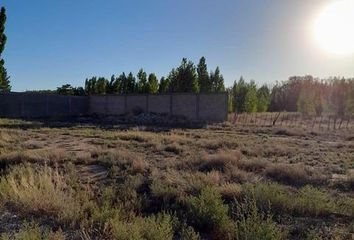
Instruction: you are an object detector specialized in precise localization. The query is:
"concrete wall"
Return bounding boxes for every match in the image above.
[0,92,228,122]
[0,93,89,118]
[198,93,228,122]
[172,94,198,120]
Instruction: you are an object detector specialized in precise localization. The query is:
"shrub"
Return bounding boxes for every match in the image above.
[164,143,183,154]
[186,187,235,239]
[109,213,174,240]
[292,185,337,217]
[0,222,65,240]
[179,223,201,240]
[198,152,241,172]
[244,183,346,218]
[233,196,286,240]
[265,163,327,187]
[243,182,291,214]
[0,165,79,218]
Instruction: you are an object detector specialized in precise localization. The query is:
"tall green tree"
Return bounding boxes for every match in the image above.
[232,77,248,113]
[126,72,136,94]
[158,77,169,93]
[137,68,148,93]
[174,58,199,93]
[85,77,97,95]
[197,57,210,92]
[107,75,116,94]
[256,85,270,112]
[210,67,225,92]
[96,77,108,94]
[0,7,10,91]
[244,81,258,113]
[116,72,127,94]
[147,73,159,94]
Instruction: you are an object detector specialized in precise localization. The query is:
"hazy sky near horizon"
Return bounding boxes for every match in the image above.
[1,0,354,91]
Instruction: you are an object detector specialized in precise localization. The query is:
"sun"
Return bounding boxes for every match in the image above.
[313,0,354,55]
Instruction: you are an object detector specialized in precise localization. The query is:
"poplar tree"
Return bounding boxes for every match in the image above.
[0,7,10,91]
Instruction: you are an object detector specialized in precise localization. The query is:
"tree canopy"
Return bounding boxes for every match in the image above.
[0,7,10,92]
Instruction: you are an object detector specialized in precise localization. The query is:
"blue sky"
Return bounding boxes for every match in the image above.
[1,0,353,91]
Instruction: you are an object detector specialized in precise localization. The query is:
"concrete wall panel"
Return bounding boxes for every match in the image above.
[198,93,228,122]
[105,96,125,115]
[172,94,198,120]
[89,96,106,114]
[126,95,147,113]
[148,95,170,114]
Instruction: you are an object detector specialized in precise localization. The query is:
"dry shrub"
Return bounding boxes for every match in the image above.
[240,146,263,157]
[218,183,242,201]
[131,158,149,174]
[196,152,266,184]
[332,170,354,191]
[164,143,184,154]
[0,164,81,224]
[226,167,250,183]
[117,132,149,143]
[151,169,224,200]
[273,128,305,137]
[265,163,327,187]
[198,151,242,173]
[237,158,268,173]
[200,138,239,151]
[22,140,43,150]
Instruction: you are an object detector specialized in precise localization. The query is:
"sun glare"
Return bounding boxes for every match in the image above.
[313,0,354,55]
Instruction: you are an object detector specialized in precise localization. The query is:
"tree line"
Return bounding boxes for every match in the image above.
[269,76,354,117]
[57,57,225,96]
[227,76,354,117]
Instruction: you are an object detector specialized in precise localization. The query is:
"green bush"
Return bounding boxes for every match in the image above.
[110,213,174,240]
[243,183,350,218]
[0,222,65,240]
[234,196,286,240]
[186,187,235,239]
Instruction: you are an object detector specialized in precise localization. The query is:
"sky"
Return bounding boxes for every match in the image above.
[1,0,354,92]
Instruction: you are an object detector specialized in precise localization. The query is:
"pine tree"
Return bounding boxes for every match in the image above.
[197,57,210,92]
[118,72,128,94]
[147,73,159,94]
[210,67,225,92]
[158,77,169,93]
[126,72,136,94]
[167,68,178,92]
[0,7,10,92]
[137,68,148,93]
[176,58,198,93]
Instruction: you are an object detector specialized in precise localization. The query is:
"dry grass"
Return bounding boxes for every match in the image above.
[0,165,81,224]
[265,163,328,187]
[0,119,353,239]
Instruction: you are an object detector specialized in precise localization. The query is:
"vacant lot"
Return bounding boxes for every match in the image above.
[0,118,353,239]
